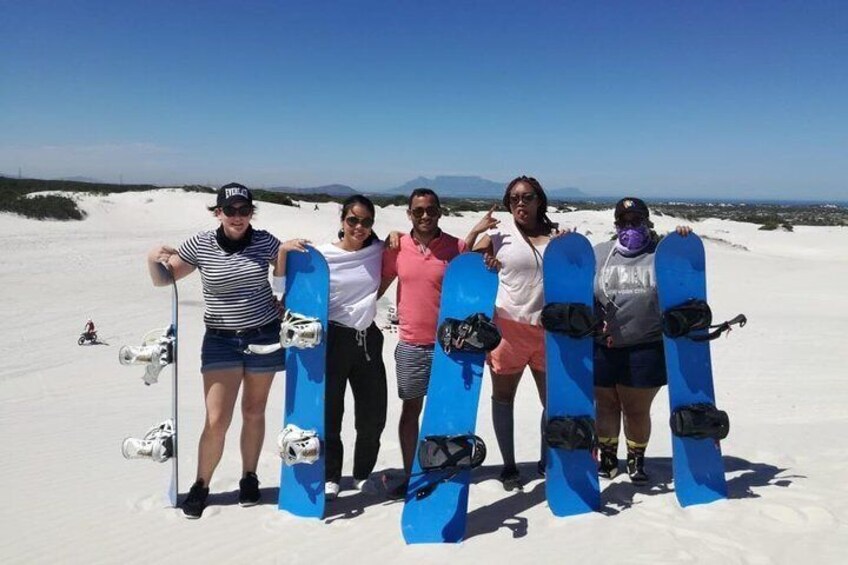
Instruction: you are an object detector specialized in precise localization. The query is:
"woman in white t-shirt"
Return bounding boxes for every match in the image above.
[467,176,558,491]
[317,195,386,500]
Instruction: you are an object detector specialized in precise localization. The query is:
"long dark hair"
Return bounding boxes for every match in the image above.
[502,176,557,235]
[338,194,379,246]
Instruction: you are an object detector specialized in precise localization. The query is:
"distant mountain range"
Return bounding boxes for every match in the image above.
[384,175,587,200]
[264,175,586,199]
[264,183,357,196]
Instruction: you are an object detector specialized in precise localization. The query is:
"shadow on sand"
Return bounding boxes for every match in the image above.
[198,454,798,535]
[464,462,546,540]
[207,486,280,509]
[203,473,399,521]
[464,454,797,537]
[724,455,801,498]
[323,476,398,523]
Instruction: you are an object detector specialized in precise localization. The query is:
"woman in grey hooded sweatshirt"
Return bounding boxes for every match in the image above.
[593,197,690,484]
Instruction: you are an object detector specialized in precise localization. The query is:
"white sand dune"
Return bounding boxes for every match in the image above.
[1,190,846,564]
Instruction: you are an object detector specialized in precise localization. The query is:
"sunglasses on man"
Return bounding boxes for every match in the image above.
[408,206,441,219]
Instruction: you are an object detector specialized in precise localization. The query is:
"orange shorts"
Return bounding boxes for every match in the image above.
[487,315,546,375]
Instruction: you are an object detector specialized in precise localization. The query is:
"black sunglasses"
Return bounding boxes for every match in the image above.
[409,206,441,219]
[616,219,647,228]
[509,192,537,205]
[221,205,254,217]
[345,215,374,228]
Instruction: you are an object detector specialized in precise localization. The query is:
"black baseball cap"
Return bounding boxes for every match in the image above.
[614,197,649,222]
[217,183,253,207]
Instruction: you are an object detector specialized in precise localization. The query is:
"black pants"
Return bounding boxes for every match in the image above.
[325,322,387,483]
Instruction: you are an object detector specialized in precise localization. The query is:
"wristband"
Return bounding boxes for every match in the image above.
[272,275,286,298]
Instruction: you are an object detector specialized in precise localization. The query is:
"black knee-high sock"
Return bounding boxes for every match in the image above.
[492,398,516,469]
[539,410,547,466]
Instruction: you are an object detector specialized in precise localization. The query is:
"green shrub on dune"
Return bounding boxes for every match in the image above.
[1,194,85,220]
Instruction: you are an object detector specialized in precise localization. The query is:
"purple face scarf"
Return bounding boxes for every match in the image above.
[615,224,650,256]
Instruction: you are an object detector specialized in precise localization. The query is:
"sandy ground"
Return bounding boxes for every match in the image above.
[1,189,846,564]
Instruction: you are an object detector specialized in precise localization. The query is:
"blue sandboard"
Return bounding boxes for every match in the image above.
[655,233,727,507]
[542,234,600,516]
[401,253,498,544]
[279,246,330,518]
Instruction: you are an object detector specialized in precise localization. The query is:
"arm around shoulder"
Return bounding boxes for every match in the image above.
[274,239,310,277]
[470,233,493,254]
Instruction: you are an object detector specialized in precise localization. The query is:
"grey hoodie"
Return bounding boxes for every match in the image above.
[593,239,663,347]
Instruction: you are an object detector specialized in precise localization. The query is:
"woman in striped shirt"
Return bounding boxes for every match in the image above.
[147,183,305,519]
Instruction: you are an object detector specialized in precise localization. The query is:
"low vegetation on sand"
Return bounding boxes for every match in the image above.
[2,177,844,228]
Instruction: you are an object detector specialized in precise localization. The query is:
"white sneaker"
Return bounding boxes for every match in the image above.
[325,481,340,500]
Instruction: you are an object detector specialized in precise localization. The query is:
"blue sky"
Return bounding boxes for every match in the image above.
[2,1,846,200]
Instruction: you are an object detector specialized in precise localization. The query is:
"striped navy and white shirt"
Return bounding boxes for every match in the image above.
[178,229,281,330]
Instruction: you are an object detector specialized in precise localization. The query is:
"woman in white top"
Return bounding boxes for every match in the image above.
[316,195,386,500]
[467,176,558,491]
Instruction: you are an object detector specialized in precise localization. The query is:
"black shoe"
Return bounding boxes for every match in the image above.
[499,465,523,492]
[386,478,409,501]
[239,472,261,507]
[626,452,648,484]
[598,447,620,479]
[182,480,209,519]
[537,460,546,477]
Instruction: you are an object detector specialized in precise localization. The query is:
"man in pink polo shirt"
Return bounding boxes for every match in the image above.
[379,188,467,498]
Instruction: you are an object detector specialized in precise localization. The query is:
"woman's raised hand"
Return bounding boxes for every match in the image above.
[471,205,500,235]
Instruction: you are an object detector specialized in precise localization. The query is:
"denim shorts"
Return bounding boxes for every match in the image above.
[594,340,667,389]
[201,320,285,374]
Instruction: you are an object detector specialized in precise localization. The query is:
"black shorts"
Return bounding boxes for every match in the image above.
[594,341,667,389]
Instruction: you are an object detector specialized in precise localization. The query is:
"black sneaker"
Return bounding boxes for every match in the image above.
[598,447,620,479]
[499,465,523,492]
[626,451,648,484]
[385,478,409,501]
[239,472,260,507]
[182,480,209,519]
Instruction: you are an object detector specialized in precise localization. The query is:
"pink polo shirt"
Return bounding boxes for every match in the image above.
[382,231,467,345]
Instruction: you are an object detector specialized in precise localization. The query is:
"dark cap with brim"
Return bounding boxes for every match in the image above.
[217,183,253,208]
[614,197,649,221]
